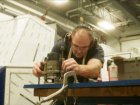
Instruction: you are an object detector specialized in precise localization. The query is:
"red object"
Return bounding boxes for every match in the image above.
[108,61,118,81]
[40,15,46,21]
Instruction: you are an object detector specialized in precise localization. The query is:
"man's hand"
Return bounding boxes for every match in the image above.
[62,58,102,79]
[32,61,45,77]
[62,58,80,73]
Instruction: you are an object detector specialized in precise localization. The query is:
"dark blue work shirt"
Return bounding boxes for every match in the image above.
[51,39,104,82]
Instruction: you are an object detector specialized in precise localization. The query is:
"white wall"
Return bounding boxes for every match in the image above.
[101,34,140,81]
[106,36,121,52]
[105,34,140,58]
[120,35,140,57]
[100,36,120,81]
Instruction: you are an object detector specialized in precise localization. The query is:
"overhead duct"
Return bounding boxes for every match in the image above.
[4,0,77,31]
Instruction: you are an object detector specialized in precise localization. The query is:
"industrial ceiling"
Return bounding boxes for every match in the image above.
[0,0,140,39]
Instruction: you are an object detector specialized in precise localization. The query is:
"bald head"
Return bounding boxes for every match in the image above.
[71,25,94,46]
[72,29,90,46]
[72,25,93,40]
[71,25,94,58]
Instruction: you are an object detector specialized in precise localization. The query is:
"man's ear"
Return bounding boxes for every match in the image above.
[68,33,72,41]
[64,32,72,47]
[89,38,95,48]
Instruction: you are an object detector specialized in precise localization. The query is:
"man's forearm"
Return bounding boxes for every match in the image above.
[76,59,102,78]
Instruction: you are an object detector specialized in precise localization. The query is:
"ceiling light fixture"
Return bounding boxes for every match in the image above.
[53,0,68,5]
[6,0,43,16]
[6,0,75,30]
[0,3,25,16]
[98,21,115,30]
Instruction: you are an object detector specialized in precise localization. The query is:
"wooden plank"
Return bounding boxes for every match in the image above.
[34,86,140,97]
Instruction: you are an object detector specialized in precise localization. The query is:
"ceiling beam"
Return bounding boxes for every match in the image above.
[66,0,108,16]
[120,26,140,37]
[3,0,117,37]
[3,0,77,31]
[109,0,140,26]
[74,7,128,38]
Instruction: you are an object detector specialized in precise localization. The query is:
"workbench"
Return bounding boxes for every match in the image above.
[24,79,140,104]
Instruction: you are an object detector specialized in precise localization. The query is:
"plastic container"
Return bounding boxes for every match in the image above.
[108,59,118,81]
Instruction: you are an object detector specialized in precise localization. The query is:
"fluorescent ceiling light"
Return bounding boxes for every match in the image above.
[98,21,115,30]
[53,0,68,4]
[6,0,43,16]
[0,3,25,15]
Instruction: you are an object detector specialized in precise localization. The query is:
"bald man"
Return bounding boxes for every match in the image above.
[33,25,104,82]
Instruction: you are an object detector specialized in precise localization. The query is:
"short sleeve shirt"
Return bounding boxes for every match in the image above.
[51,39,104,82]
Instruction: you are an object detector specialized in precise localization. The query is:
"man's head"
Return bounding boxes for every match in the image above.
[71,25,94,58]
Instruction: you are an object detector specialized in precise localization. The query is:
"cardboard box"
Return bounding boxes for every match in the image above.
[114,57,140,80]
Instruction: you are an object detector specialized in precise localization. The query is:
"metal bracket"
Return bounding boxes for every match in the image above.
[37,71,78,105]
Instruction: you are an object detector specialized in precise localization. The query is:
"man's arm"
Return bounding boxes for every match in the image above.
[78,58,102,78]
[62,58,103,79]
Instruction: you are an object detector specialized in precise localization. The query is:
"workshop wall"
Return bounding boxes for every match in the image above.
[120,35,140,57]
[106,36,121,53]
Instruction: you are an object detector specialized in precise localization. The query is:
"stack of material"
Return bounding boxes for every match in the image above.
[113,57,140,80]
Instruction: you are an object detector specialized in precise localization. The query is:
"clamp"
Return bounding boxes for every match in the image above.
[37,71,78,105]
